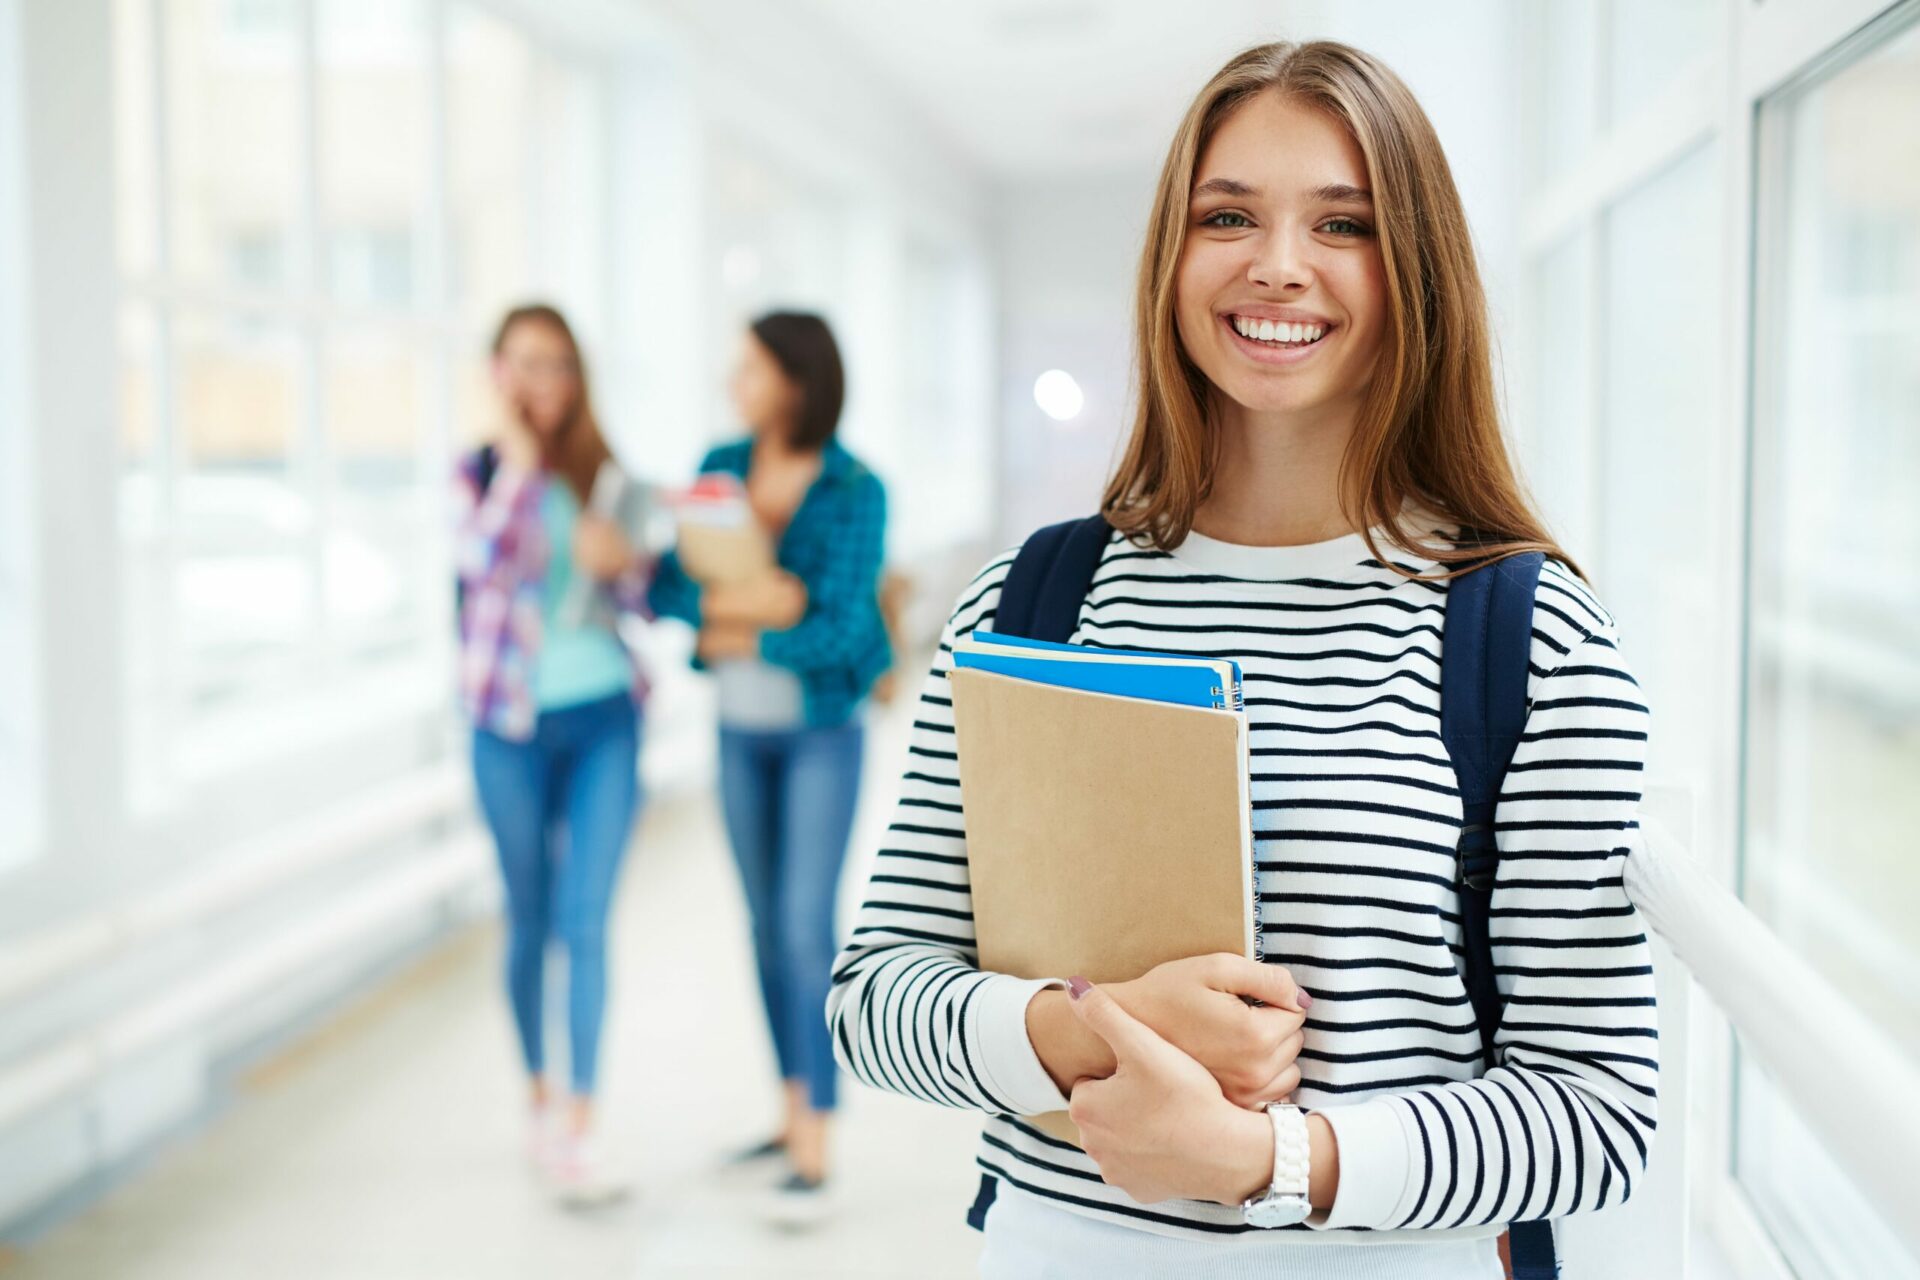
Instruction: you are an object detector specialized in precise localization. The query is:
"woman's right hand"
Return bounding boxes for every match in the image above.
[489,389,542,473]
[1029,953,1309,1109]
[1112,955,1309,1109]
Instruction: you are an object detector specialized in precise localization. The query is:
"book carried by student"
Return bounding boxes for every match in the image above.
[953,631,1244,711]
[669,472,774,586]
[946,633,1255,1144]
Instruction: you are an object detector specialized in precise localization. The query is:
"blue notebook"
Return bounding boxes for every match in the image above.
[953,631,1244,712]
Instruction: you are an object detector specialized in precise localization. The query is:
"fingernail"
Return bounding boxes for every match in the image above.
[1066,976,1091,1001]
[1297,989,1313,1009]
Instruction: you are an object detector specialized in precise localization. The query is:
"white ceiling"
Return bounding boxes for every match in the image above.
[786,1,1340,180]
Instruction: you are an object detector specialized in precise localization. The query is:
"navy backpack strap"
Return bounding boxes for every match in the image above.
[474,442,499,496]
[965,1173,999,1232]
[994,514,1113,642]
[962,514,1107,1234]
[454,444,500,620]
[1441,548,1553,1278]
[1508,1220,1560,1279]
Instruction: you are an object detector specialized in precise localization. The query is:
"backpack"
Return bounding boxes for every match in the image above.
[454,444,501,620]
[969,513,1557,1279]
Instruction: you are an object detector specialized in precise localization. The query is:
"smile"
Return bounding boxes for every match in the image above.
[1230,315,1327,346]
[1221,313,1336,364]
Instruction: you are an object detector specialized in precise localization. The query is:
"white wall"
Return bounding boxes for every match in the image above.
[991,172,1153,547]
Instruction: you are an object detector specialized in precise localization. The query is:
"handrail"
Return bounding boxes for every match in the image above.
[0,834,490,1132]
[0,764,470,1005]
[1626,814,1920,1260]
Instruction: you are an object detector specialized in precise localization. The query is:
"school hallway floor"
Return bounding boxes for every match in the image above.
[1,698,987,1279]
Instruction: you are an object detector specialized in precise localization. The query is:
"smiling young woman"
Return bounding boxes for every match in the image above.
[830,41,1654,1280]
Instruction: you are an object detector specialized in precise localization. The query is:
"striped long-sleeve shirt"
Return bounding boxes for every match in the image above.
[827,520,1658,1247]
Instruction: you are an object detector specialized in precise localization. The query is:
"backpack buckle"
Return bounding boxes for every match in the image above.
[1456,823,1499,892]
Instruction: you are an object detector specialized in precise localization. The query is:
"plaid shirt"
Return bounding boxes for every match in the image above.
[452,451,652,740]
[648,438,890,727]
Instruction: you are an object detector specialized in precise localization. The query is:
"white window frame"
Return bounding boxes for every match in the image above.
[115,0,618,805]
[1733,3,1920,1277]
[1515,1,1918,1276]
[0,0,46,874]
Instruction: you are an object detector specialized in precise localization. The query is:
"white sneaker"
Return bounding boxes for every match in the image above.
[526,1103,564,1177]
[545,1130,630,1209]
[764,1170,831,1230]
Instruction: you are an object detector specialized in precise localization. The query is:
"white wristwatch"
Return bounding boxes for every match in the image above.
[1240,1103,1312,1228]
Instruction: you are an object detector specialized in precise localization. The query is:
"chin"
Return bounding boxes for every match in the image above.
[1212,370,1333,416]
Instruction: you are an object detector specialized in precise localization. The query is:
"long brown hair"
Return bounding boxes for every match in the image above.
[1102,41,1576,578]
[491,303,612,502]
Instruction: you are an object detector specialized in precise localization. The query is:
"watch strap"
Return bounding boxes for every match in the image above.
[1267,1103,1310,1200]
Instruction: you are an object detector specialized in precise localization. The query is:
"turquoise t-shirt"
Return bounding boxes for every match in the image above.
[532,481,633,711]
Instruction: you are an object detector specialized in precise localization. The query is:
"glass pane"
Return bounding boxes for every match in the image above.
[1520,227,1595,548]
[164,0,301,292]
[447,6,534,332]
[172,313,314,712]
[898,243,986,559]
[113,0,158,276]
[1531,0,1600,187]
[1599,143,1718,786]
[318,0,429,308]
[1741,16,1920,1279]
[1606,0,1716,123]
[1739,1062,1917,1279]
[121,302,169,805]
[322,331,427,658]
[120,303,163,541]
[451,354,495,456]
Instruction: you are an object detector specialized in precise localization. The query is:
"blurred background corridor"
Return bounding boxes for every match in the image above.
[2,0,1917,1276]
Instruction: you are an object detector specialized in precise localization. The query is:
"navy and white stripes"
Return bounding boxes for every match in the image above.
[827,525,1657,1245]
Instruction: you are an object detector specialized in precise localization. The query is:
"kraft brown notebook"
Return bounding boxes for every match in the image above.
[946,667,1255,1144]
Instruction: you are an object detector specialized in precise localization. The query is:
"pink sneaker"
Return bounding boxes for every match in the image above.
[526,1102,563,1175]
[544,1129,630,1208]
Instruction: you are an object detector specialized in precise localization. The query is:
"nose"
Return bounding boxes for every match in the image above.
[1246,225,1310,292]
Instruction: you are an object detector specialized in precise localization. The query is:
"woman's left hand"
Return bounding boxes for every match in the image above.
[574,515,635,581]
[1065,977,1276,1207]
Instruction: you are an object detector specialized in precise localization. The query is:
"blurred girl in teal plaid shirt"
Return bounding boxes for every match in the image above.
[648,312,889,1224]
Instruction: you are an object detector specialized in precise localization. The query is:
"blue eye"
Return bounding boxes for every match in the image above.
[1201,210,1253,229]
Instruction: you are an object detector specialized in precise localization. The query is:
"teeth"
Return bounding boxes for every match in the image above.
[1232,316,1326,346]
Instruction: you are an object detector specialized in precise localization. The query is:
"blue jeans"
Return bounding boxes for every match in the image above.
[717,720,864,1112]
[471,693,641,1096]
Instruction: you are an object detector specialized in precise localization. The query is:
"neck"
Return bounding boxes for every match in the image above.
[751,427,817,461]
[1191,393,1362,547]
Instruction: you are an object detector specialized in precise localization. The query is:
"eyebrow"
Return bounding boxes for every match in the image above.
[1190,178,1374,205]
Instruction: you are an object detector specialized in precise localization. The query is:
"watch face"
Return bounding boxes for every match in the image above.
[1244,1194,1311,1229]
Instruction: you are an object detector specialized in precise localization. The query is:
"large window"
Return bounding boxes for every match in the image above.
[113,0,609,800]
[1517,3,1722,792]
[1596,141,1720,787]
[1740,13,1920,1277]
